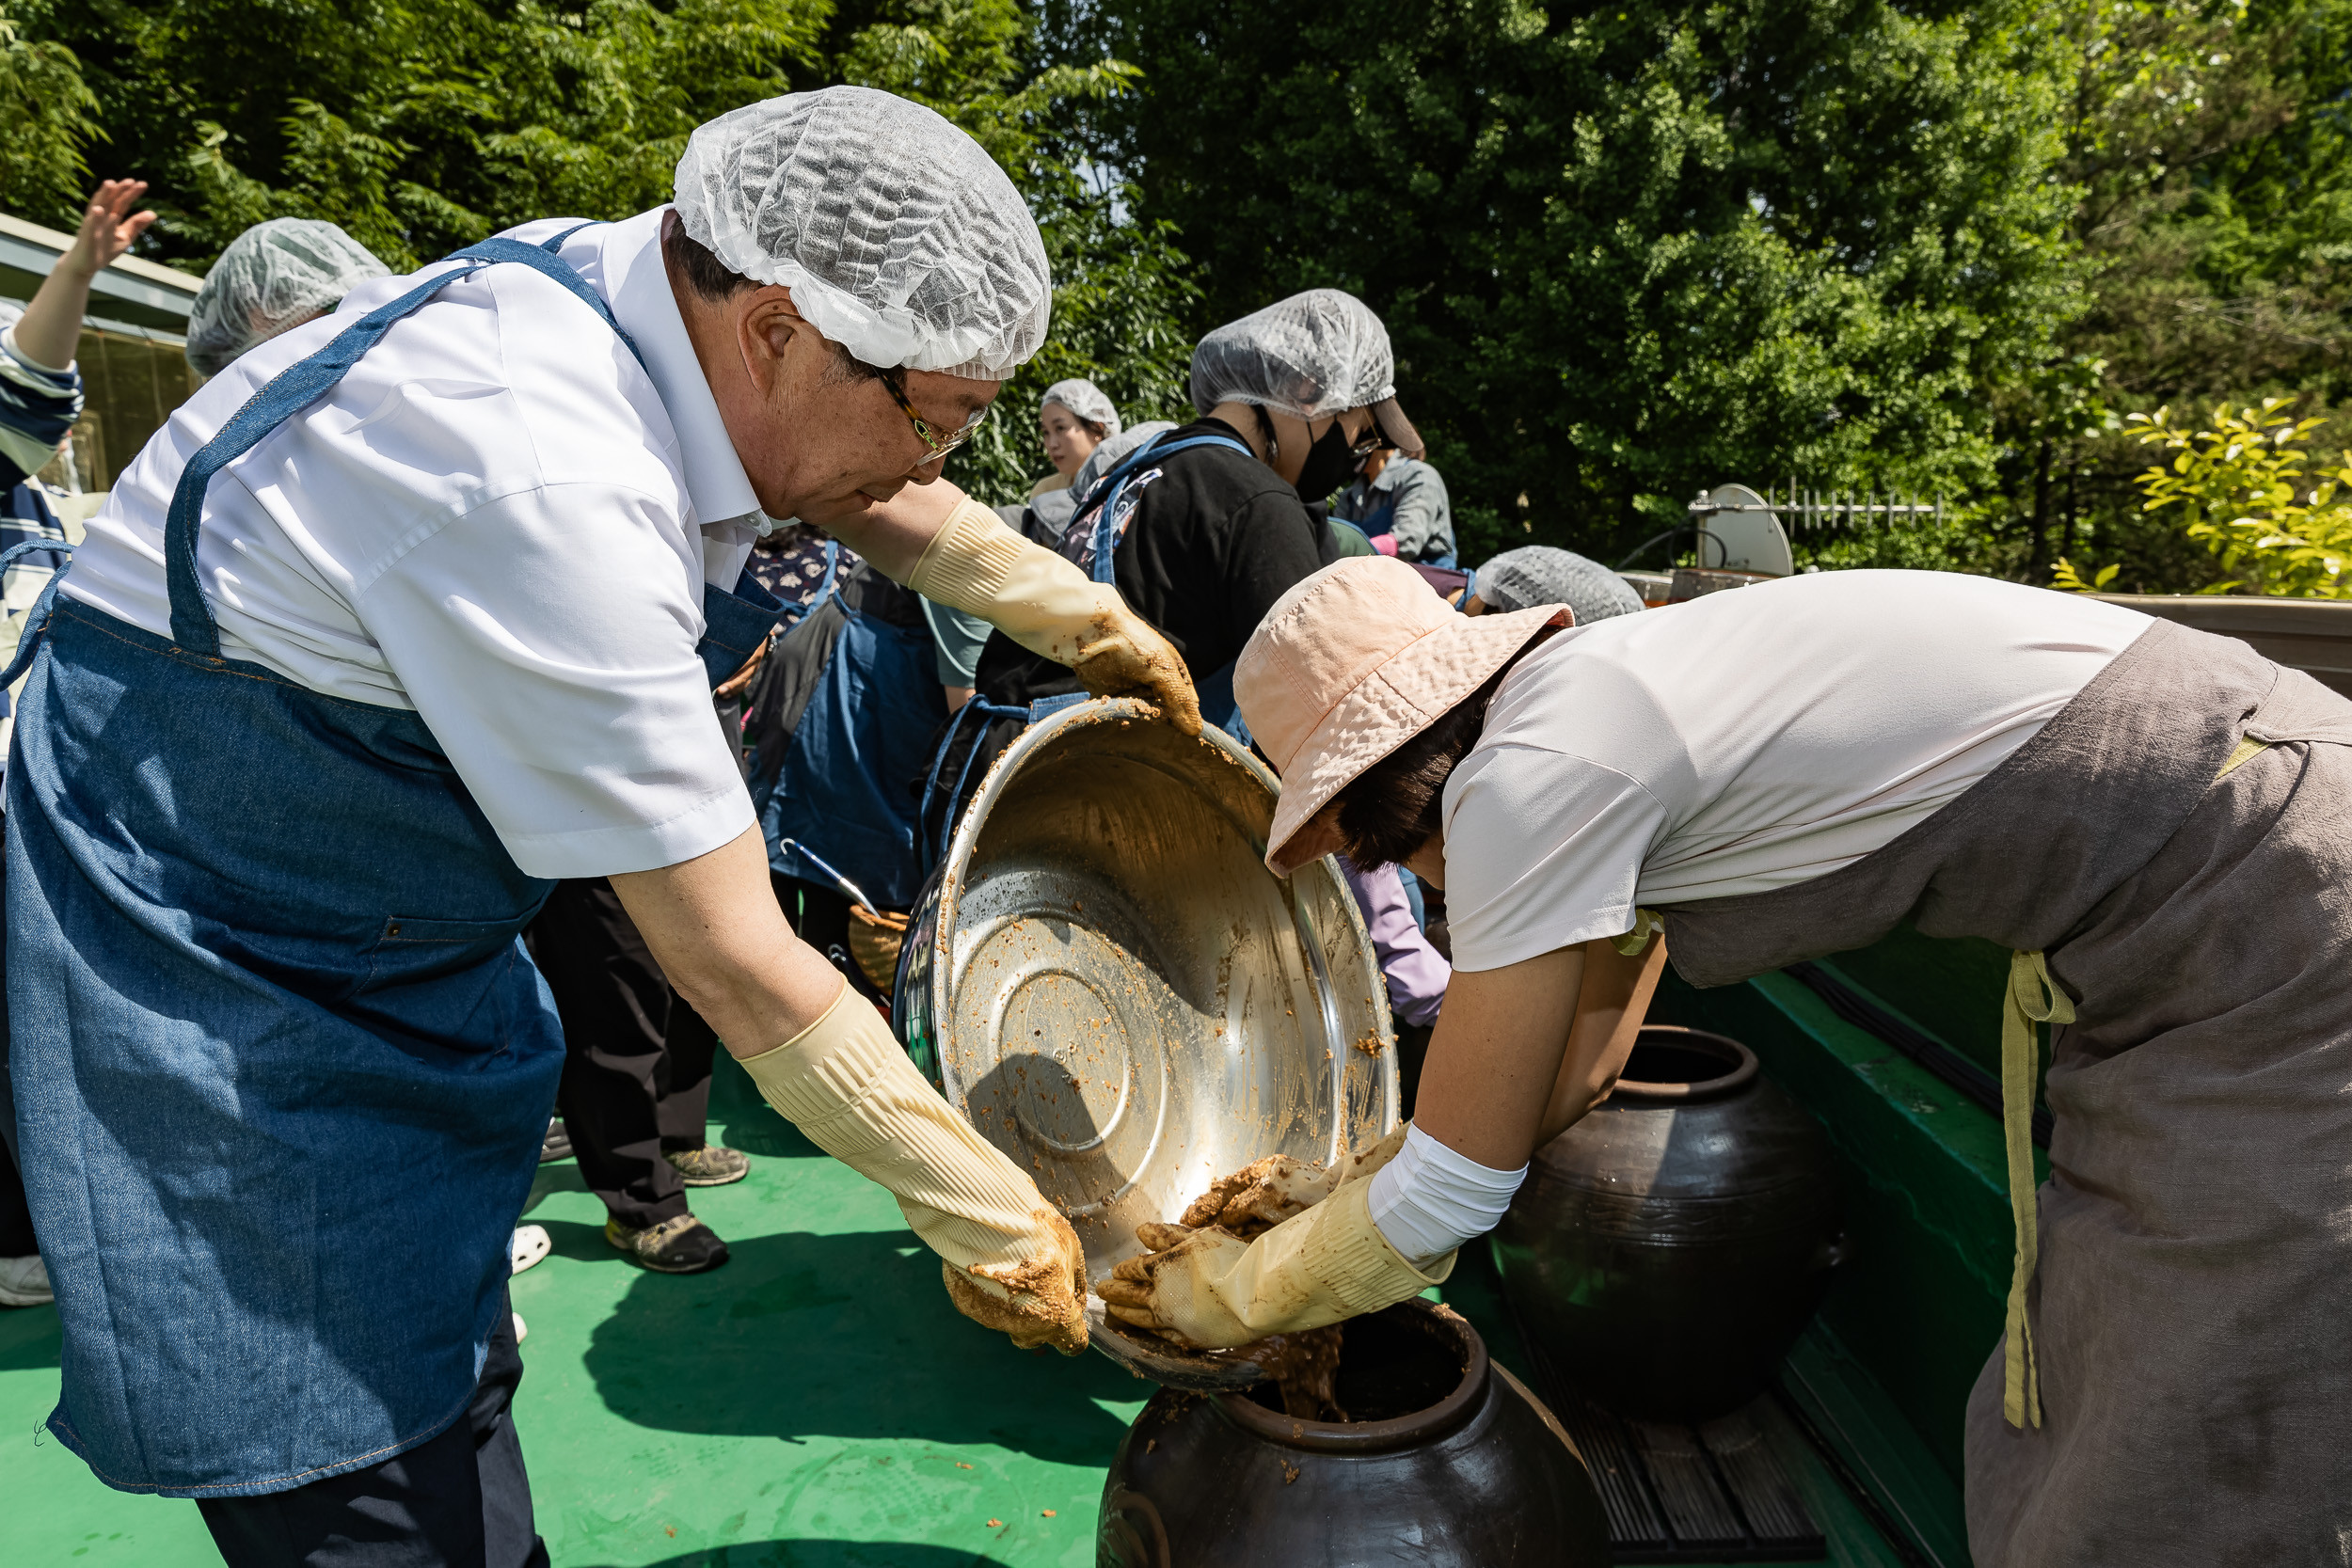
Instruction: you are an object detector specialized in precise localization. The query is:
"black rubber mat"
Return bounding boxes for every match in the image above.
[1521,1338,1827,1562]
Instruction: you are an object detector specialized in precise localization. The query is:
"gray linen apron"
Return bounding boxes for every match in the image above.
[1661,618,2352,1567]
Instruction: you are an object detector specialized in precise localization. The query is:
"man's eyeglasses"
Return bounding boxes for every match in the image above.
[1350,420,1392,460]
[881,367,984,460]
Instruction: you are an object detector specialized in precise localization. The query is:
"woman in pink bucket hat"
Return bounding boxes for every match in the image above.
[1102,555,2352,1566]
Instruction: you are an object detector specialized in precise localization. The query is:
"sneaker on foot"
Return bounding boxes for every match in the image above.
[663,1145,751,1187]
[510,1225,551,1275]
[604,1213,729,1275]
[0,1254,53,1307]
[540,1118,573,1164]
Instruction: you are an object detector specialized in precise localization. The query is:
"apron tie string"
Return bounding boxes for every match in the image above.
[1996,736,2264,1431]
[2001,947,2073,1430]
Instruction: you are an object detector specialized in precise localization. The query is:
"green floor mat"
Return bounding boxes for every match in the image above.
[2,1053,1150,1566]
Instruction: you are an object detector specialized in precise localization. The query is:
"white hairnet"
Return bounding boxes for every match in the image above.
[1189,289,1395,420]
[185,218,389,378]
[1041,378,1120,437]
[673,87,1051,381]
[1475,546,1645,624]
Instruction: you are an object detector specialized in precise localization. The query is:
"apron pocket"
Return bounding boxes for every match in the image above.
[364,914,526,989]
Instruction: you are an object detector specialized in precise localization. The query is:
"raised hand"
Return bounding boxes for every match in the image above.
[68,180,157,275]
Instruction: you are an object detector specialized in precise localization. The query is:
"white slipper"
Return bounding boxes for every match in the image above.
[509,1224,551,1275]
[512,1311,528,1343]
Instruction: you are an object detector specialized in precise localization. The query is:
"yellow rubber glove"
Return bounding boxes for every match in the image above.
[906,497,1201,736]
[738,983,1088,1353]
[1098,1175,1454,1350]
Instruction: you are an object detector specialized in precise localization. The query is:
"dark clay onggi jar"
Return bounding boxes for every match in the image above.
[1096,1299,1611,1566]
[1493,1024,1846,1423]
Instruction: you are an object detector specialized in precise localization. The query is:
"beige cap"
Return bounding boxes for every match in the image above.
[1235,557,1565,875]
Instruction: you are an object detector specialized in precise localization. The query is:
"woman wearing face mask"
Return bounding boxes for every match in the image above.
[946,291,1419,770]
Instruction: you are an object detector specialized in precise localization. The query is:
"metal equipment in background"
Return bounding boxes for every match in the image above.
[1619,482,1947,602]
[1690,483,1947,562]
[1688,483,1795,577]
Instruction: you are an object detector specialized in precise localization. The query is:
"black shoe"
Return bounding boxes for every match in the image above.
[604,1213,729,1274]
[540,1118,572,1164]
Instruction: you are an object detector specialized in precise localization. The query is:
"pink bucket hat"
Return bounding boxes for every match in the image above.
[1236,557,1567,875]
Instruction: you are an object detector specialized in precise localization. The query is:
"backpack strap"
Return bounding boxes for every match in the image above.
[1074,431,1256,583]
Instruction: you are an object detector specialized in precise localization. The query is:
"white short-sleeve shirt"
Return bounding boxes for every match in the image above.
[62,209,763,879]
[1440,570,2154,972]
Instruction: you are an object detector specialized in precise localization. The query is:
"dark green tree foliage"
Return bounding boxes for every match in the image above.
[0,1,100,217]
[9,0,1199,504]
[1987,0,2352,593]
[1090,0,2078,565]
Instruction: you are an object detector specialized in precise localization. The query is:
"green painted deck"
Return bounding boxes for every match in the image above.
[6,1051,1950,1567]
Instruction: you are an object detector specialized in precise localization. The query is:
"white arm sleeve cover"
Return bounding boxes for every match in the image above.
[1365,1122,1528,1268]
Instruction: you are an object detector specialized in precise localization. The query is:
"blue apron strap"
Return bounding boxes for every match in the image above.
[701,569,789,689]
[1193,658,1249,747]
[164,227,641,658]
[919,695,1030,868]
[808,539,842,612]
[1025,691,1088,723]
[0,538,74,691]
[1076,432,1255,584]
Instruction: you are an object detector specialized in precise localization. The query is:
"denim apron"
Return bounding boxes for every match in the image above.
[754,555,947,911]
[4,230,784,1497]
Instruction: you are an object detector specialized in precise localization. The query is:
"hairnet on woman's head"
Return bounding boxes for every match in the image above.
[1040,378,1120,437]
[673,87,1051,381]
[1189,289,1422,456]
[1476,546,1645,625]
[185,219,389,378]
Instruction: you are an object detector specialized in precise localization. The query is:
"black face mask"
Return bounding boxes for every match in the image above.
[1290,420,1360,502]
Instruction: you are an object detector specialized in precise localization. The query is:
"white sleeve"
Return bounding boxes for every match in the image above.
[1366,1123,1525,1266]
[1440,744,1668,971]
[356,481,755,879]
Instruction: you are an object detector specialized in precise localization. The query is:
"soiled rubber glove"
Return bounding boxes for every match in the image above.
[906,496,1201,736]
[1098,1179,1454,1350]
[1178,1122,1412,1234]
[738,982,1088,1353]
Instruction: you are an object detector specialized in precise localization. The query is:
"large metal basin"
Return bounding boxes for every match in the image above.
[896,698,1395,1380]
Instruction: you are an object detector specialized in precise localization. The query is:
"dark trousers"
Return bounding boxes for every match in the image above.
[773,872,853,958]
[523,879,718,1230]
[199,1292,547,1568]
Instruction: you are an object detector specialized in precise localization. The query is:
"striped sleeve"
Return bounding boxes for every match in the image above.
[0,326,84,489]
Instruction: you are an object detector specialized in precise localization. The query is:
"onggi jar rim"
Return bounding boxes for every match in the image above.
[1209,1300,1486,1454]
[1608,1024,1759,1103]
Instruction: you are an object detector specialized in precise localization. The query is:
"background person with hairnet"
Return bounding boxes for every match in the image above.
[1329,436,1455,565]
[925,378,1132,706]
[1466,545,1645,624]
[5,86,1195,1567]
[923,288,1423,848]
[183,216,389,378]
[1025,376,1120,536]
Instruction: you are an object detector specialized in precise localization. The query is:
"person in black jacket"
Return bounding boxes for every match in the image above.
[926,288,1426,847]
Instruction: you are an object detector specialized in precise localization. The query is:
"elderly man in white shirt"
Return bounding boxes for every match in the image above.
[5,87,1195,1567]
